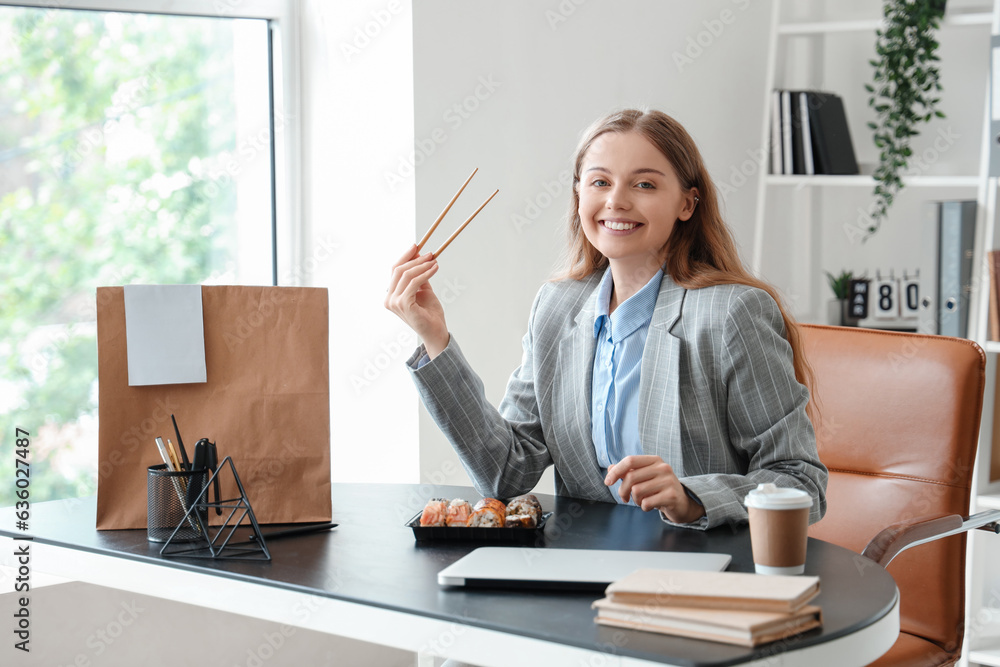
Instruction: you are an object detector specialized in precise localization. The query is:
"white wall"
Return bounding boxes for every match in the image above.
[766,0,991,323]
[299,0,993,491]
[410,0,774,491]
[300,0,420,483]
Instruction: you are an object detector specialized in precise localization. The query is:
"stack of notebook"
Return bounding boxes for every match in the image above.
[592,569,822,647]
[770,89,859,176]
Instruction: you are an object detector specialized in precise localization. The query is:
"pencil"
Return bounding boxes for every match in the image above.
[166,439,187,492]
[154,437,199,533]
[166,439,182,473]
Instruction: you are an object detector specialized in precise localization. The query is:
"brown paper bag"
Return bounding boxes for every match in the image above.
[96,285,331,530]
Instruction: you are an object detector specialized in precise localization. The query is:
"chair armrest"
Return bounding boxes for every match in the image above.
[863,510,1000,567]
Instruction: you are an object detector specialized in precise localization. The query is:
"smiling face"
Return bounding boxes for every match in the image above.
[576,131,697,282]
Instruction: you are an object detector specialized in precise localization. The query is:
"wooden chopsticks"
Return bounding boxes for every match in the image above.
[416,167,499,258]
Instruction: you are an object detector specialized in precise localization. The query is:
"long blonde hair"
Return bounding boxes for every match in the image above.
[560,108,813,395]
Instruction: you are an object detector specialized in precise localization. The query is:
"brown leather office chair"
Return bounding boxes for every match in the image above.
[800,324,999,666]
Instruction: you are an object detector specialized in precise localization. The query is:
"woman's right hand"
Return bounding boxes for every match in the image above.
[385,244,450,359]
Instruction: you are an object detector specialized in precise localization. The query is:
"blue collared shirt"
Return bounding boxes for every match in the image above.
[591,267,663,505]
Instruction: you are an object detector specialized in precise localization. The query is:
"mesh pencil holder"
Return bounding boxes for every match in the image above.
[147,464,208,543]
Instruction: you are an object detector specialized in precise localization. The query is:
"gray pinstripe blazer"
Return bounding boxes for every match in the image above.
[408,271,828,529]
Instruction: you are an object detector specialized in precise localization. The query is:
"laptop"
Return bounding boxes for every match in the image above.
[437,547,731,591]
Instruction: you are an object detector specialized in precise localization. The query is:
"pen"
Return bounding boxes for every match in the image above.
[154,437,200,533]
[154,437,175,471]
[166,439,182,473]
[249,522,338,542]
[188,439,221,515]
[171,414,190,470]
[186,440,208,519]
[207,441,221,515]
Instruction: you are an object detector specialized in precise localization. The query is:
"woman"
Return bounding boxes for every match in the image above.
[386,109,827,530]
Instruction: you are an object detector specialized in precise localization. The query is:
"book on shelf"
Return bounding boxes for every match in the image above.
[805,91,859,175]
[780,90,793,176]
[601,568,820,613]
[592,598,823,648]
[769,89,859,176]
[790,92,806,175]
[798,92,815,176]
[770,89,782,175]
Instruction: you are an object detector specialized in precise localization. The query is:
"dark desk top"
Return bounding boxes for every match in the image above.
[0,484,897,666]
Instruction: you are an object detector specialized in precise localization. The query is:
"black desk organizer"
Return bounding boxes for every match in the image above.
[160,456,271,561]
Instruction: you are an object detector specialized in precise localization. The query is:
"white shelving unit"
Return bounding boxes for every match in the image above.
[764,174,982,187]
[754,2,1000,666]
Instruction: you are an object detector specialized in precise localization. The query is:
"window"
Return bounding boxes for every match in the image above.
[0,3,283,504]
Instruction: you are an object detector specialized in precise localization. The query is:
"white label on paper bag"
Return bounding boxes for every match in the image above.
[123,285,207,386]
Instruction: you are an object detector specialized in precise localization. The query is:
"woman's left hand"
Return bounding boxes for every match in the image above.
[604,455,706,524]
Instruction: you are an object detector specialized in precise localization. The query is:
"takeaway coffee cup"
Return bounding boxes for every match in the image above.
[744,483,813,575]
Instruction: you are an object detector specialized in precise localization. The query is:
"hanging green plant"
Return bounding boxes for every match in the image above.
[864,0,947,240]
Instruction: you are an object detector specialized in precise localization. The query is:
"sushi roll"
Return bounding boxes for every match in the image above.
[445,499,472,527]
[504,514,536,529]
[419,498,448,527]
[467,497,506,527]
[506,494,543,524]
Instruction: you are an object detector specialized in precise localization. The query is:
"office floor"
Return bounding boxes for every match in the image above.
[0,578,416,666]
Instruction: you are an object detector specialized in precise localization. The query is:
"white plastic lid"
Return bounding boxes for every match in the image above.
[744,483,813,510]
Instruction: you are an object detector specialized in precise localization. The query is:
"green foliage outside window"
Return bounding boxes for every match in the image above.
[0,8,249,506]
